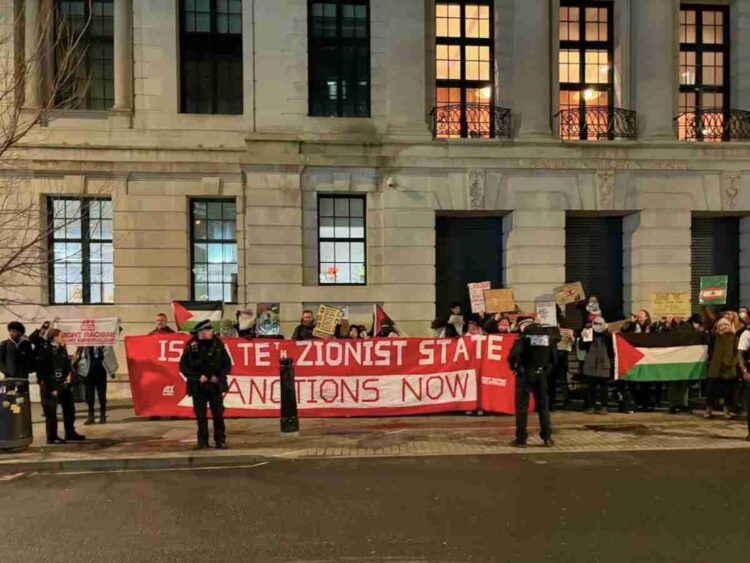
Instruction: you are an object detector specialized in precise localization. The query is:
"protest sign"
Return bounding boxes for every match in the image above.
[484,289,515,313]
[651,292,691,317]
[126,335,526,418]
[55,317,120,347]
[313,305,342,338]
[699,276,728,306]
[467,281,492,313]
[256,303,281,336]
[554,282,585,308]
[536,301,557,327]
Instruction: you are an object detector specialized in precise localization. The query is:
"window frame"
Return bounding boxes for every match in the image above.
[317,194,367,286]
[189,198,239,303]
[307,0,372,118]
[678,3,731,142]
[178,0,244,115]
[55,0,115,110]
[434,0,495,139]
[47,196,113,305]
[558,0,615,140]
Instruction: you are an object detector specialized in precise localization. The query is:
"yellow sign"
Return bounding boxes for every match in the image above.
[312,305,342,339]
[651,292,691,318]
[484,289,516,314]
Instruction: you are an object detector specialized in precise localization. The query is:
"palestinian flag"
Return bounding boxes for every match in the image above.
[171,301,223,333]
[614,332,708,382]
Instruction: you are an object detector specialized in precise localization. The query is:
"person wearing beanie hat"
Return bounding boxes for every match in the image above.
[179,319,231,449]
[0,321,34,379]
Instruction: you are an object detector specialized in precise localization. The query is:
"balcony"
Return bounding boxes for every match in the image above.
[674,109,750,142]
[554,106,637,141]
[431,103,512,139]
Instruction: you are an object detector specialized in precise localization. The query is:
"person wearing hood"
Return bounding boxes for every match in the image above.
[0,321,34,379]
[578,317,614,414]
[179,319,232,449]
[577,296,602,329]
[706,317,739,420]
[291,310,316,341]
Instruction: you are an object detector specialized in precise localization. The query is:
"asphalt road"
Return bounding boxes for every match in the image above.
[2,450,749,562]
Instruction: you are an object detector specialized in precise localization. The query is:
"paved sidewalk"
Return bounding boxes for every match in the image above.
[1,401,748,472]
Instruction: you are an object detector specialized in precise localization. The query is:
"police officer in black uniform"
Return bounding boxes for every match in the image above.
[179,319,232,450]
[35,328,86,444]
[509,318,557,448]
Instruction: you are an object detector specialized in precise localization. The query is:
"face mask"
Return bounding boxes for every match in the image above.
[592,319,606,333]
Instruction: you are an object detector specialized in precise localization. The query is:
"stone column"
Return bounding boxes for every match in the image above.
[113,0,133,111]
[503,209,566,311]
[623,209,691,315]
[631,0,677,140]
[385,0,430,140]
[512,0,552,139]
[24,0,41,108]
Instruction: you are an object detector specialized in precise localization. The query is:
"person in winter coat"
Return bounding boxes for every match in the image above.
[74,346,119,425]
[0,321,34,379]
[291,310,316,341]
[179,319,232,449]
[35,329,85,444]
[621,310,655,411]
[705,317,739,419]
[149,313,175,335]
[579,317,614,414]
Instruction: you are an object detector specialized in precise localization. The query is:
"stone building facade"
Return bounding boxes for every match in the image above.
[2,0,750,397]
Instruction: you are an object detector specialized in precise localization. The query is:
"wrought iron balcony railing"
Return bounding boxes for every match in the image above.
[431,103,512,139]
[554,106,637,141]
[674,109,750,142]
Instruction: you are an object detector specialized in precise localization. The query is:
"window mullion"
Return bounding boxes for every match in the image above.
[81,200,91,304]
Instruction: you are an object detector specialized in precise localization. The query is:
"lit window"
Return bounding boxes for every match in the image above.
[49,198,113,304]
[191,200,238,302]
[678,5,729,141]
[318,196,366,285]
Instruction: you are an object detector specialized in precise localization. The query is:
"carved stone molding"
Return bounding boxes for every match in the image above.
[467,169,485,210]
[722,170,741,210]
[596,170,615,210]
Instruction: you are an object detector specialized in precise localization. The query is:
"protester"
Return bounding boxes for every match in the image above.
[580,295,603,328]
[292,310,316,341]
[705,317,738,419]
[235,309,256,339]
[667,314,705,414]
[0,321,34,379]
[375,321,400,338]
[466,317,484,336]
[35,328,85,444]
[621,310,655,411]
[74,346,118,425]
[579,317,614,414]
[346,325,361,339]
[444,303,465,337]
[179,319,231,449]
[149,313,175,335]
[508,317,556,448]
[496,315,512,334]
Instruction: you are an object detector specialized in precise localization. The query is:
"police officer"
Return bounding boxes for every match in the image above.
[509,317,557,448]
[35,328,85,444]
[179,319,231,450]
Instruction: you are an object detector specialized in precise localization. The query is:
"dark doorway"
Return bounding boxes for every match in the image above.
[691,217,740,313]
[565,215,624,327]
[435,216,504,318]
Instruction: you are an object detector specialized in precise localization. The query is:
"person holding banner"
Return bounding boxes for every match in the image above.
[179,319,231,449]
[149,313,175,335]
[35,329,85,444]
[74,346,119,425]
[579,317,614,414]
[292,310,317,341]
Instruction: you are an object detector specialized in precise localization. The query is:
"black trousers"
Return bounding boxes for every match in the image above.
[668,381,690,410]
[85,372,107,418]
[515,368,552,443]
[707,379,736,410]
[42,386,76,441]
[548,351,568,408]
[192,387,226,446]
[586,376,609,409]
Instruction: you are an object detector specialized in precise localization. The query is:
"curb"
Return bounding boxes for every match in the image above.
[0,452,278,473]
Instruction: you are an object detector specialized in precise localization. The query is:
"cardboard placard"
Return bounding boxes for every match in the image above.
[313,305,342,339]
[256,303,281,336]
[535,301,558,327]
[607,319,628,333]
[699,275,729,306]
[651,292,691,318]
[467,281,492,313]
[484,289,515,313]
[554,282,586,308]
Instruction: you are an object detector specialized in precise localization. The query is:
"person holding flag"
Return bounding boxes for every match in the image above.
[373,304,400,337]
[179,319,231,450]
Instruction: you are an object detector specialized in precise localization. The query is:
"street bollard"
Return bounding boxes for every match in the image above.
[280,357,299,435]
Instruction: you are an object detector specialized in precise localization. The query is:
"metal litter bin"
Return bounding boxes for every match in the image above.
[0,378,33,452]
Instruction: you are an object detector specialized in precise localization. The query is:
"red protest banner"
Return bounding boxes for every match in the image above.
[125,335,522,417]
